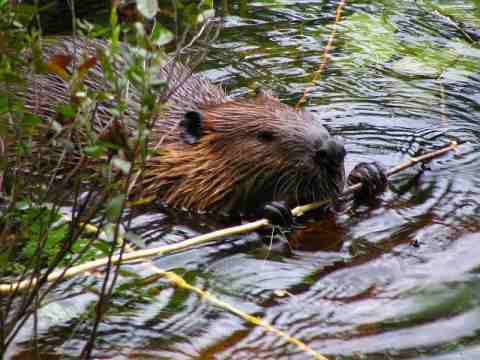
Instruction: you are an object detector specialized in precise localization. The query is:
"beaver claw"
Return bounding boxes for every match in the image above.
[347,162,388,200]
[262,201,295,227]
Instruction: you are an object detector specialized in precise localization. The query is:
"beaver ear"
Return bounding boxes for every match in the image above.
[180,111,204,145]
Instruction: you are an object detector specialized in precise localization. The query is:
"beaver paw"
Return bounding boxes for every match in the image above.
[262,201,294,227]
[348,162,388,200]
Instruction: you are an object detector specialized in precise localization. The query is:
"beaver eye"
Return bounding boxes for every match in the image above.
[257,131,275,142]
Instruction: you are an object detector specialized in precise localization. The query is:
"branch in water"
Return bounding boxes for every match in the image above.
[0,141,459,294]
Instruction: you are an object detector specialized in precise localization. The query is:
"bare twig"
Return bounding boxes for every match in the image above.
[337,140,459,199]
[0,141,458,360]
[296,0,347,109]
[0,141,458,294]
[160,270,329,360]
[121,243,328,359]
[386,141,457,176]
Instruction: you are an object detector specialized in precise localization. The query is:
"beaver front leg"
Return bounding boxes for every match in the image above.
[262,162,388,227]
[347,162,388,202]
[262,201,295,227]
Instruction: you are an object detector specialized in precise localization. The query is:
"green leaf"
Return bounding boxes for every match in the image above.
[0,95,8,114]
[93,239,111,255]
[392,38,480,81]
[57,104,76,118]
[22,113,42,126]
[424,1,480,29]
[84,145,107,159]
[110,6,118,27]
[126,231,145,248]
[150,23,174,47]
[14,4,37,24]
[112,157,131,174]
[103,223,116,243]
[71,238,100,262]
[201,0,214,9]
[106,194,125,222]
[0,253,9,270]
[137,0,159,19]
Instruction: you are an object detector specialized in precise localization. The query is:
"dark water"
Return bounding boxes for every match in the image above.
[9,0,480,359]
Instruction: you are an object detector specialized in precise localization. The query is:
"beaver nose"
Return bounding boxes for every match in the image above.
[314,137,346,168]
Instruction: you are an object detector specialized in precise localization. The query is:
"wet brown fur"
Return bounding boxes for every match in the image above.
[7,37,346,214]
[142,93,345,213]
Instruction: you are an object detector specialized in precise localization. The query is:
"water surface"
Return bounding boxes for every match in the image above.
[10,1,480,359]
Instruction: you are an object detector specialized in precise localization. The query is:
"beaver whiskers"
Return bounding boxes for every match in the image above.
[6,37,358,217]
[139,94,346,214]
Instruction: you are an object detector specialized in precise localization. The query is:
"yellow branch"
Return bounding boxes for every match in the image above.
[0,141,458,294]
[126,243,329,358]
[0,141,458,360]
[162,270,329,360]
[296,0,347,109]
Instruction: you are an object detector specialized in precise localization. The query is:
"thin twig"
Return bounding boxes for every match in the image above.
[386,141,457,176]
[0,142,458,360]
[121,243,328,359]
[0,141,458,294]
[296,0,347,109]
[294,141,458,214]
[160,270,329,360]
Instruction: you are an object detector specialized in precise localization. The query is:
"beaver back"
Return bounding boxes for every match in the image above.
[7,37,346,214]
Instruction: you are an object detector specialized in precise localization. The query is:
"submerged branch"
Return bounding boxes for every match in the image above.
[127,245,329,360]
[0,141,458,360]
[0,141,458,294]
[161,270,329,360]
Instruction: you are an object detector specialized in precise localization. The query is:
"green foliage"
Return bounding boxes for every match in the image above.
[0,0,216,354]
[0,0,158,274]
[0,94,8,113]
[338,13,400,67]
[335,7,480,81]
[106,194,126,221]
[0,205,101,277]
[20,206,64,259]
[150,22,174,47]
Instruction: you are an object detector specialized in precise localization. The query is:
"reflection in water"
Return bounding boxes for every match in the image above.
[12,1,480,359]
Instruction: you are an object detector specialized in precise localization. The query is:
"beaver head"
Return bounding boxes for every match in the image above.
[140,89,345,214]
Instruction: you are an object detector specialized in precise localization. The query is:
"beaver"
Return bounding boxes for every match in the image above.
[5,37,386,223]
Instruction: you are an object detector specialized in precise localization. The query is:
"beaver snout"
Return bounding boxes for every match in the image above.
[314,137,346,168]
